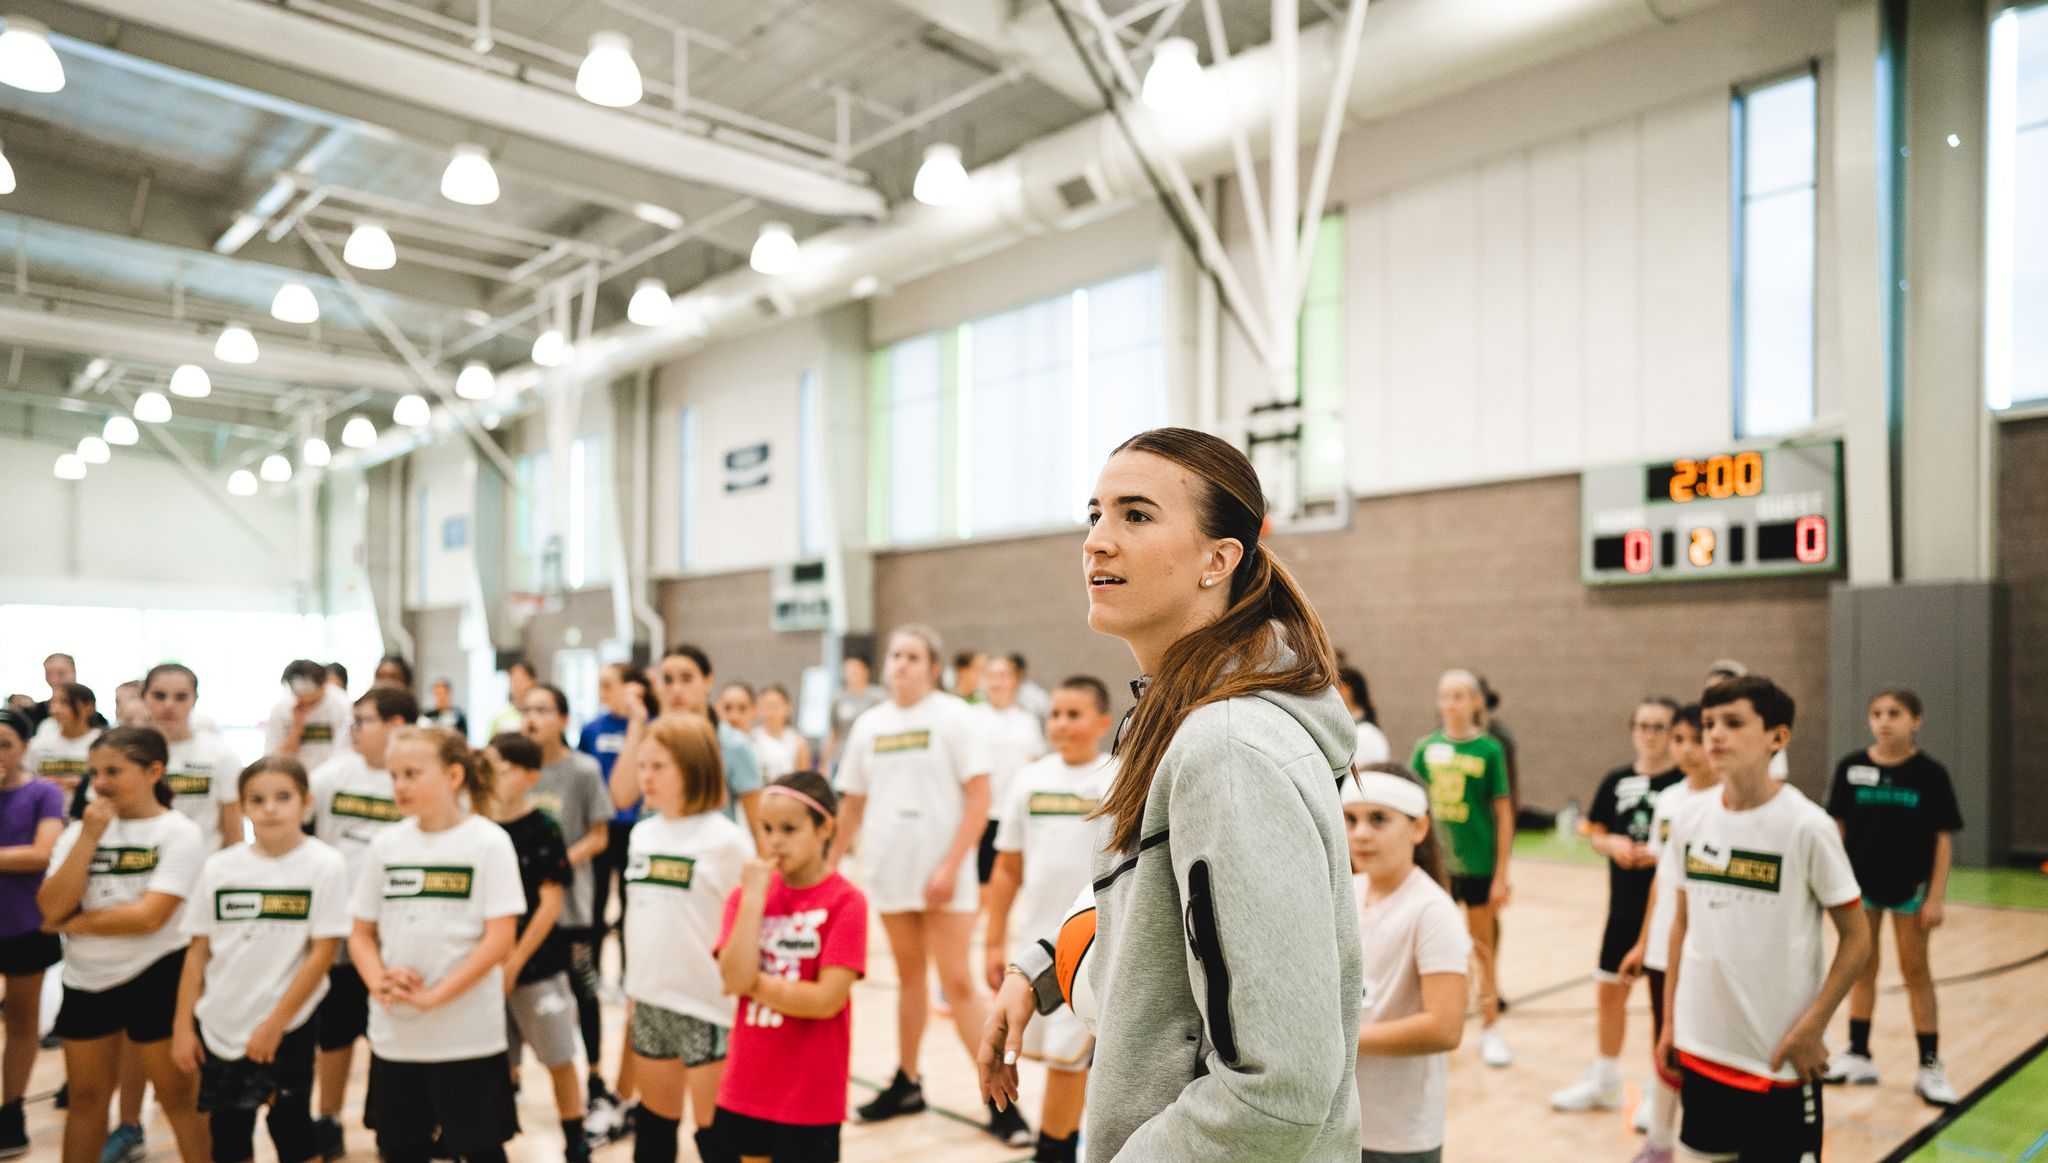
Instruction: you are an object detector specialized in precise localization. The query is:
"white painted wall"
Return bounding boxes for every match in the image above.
[0,432,302,609]
[408,439,475,609]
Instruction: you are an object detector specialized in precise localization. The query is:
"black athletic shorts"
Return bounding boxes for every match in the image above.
[1597,907,1646,979]
[365,1054,518,1158]
[198,1018,318,1113]
[1679,1062,1822,1162]
[55,950,184,1043]
[0,930,61,977]
[315,962,370,1052]
[1447,874,1493,907]
[976,819,1001,885]
[714,1107,840,1163]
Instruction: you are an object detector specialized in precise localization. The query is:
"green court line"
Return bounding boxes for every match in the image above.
[1887,1032,2048,1163]
[1511,829,1606,867]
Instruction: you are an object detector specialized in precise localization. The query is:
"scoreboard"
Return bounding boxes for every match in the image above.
[1581,441,1842,585]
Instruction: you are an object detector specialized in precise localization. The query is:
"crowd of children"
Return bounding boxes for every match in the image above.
[0,639,1976,1163]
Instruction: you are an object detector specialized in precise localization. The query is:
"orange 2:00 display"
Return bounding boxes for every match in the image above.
[1658,452,1764,503]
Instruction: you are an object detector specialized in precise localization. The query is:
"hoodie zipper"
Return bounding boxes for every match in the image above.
[1184,858,1238,1064]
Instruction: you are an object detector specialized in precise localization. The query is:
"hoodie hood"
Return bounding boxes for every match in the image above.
[1251,682,1357,783]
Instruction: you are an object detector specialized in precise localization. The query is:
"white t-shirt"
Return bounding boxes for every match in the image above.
[1353,867,1471,1154]
[1642,777,1715,973]
[266,688,357,774]
[622,811,752,1024]
[1661,784,1860,1082]
[27,728,98,797]
[993,752,1115,957]
[349,814,525,1063]
[748,727,804,781]
[974,704,1047,821]
[49,810,205,990]
[308,753,401,875]
[1351,721,1392,770]
[181,838,352,1058]
[165,733,244,852]
[833,692,990,913]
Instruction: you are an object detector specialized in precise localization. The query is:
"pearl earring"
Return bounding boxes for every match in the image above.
[1201,578,1215,588]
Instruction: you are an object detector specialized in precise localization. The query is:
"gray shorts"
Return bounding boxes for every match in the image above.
[506,973,582,1068]
[629,1001,728,1068]
[1362,1149,1440,1163]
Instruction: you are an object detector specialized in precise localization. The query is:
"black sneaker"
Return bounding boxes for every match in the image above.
[0,1098,27,1159]
[987,1100,1032,1147]
[51,1086,65,1111]
[312,1116,344,1163]
[854,1071,925,1123]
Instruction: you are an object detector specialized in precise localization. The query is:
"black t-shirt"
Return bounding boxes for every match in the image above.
[1590,765,1682,902]
[1826,750,1963,907]
[501,809,572,983]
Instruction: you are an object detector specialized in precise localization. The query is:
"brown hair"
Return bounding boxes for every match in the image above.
[645,713,728,815]
[1870,687,1924,718]
[90,726,175,807]
[238,754,310,798]
[392,726,493,804]
[767,771,839,827]
[1356,762,1447,889]
[1093,428,1339,853]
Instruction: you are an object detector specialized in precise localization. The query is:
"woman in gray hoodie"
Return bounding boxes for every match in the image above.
[981,427,1364,1162]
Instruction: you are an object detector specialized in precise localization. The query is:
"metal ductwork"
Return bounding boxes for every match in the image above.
[334,0,1732,470]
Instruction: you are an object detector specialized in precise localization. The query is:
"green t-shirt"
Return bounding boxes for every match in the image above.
[1410,731,1512,877]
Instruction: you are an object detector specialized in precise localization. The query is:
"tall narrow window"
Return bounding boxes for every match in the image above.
[415,484,430,606]
[886,334,945,543]
[1297,214,1346,499]
[1733,72,1819,437]
[798,370,829,557]
[678,408,699,570]
[1987,2,2048,409]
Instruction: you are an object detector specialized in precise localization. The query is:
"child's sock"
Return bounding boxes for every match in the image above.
[1646,1075,1679,1151]
[1592,1055,1620,1088]
[1916,1031,1940,1067]
[632,1112,678,1163]
[1848,1018,1872,1058]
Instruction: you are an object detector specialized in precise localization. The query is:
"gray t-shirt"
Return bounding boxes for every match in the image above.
[832,687,885,742]
[535,749,613,929]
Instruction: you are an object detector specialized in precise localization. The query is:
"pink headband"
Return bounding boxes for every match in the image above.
[762,784,833,819]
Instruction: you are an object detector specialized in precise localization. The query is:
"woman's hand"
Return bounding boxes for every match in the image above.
[977,970,1036,1112]
[170,1027,204,1075]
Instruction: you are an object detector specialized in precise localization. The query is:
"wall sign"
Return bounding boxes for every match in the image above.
[441,514,468,551]
[725,442,770,493]
[1581,440,1843,586]
[771,559,830,632]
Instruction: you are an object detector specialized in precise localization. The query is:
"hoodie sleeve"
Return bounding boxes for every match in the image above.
[1113,729,1352,1161]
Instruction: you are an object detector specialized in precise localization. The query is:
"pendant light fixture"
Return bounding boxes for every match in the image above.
[749,222,799,275]
[227,469,258,496]
[270,282,320,324]
[134,391,172,424]
[214,323,259,365]
[341,416,378,448]
[532,328,571,368]
[440,144,500,206]
[392,393,431,427]
[1141,37,1204,110]
[76,435,109,464]
[913,143,971,206]
[302,436,332,467]
[576,32,642,108]
[103,414,139,446]
[627,278,672,326]
[0,17,64,94]
[169,363,212,398]
[344,222,397,270]
[52,452,85,480]
[455,361,496,400]
[260,453,293,483]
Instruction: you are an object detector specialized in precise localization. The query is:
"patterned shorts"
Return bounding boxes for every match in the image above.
[630,1001,729,1067]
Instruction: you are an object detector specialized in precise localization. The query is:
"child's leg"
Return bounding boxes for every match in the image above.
[547,1062,585,1121]
[925,909,989,1058]
[1041,1067,1086,1139]
[565,933,605,1096]
[115,1038,148,1129]
[612,1001,639,1103]
[263,1024,321,1163]
[682,1061,724,1130]
[1894,912,1939,1051]
[59,1036,119,1163]
[1596,978,1630,1059]
[1845,908,1884,1062]
[878,913,929,1078]
[208,1107,258,1163]
[635,1058,683,1123]
[1464,902,1501,1026]
[0,973,41,1104]
[135,1037,211,1163]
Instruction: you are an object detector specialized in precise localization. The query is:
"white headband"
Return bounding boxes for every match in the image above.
[1342,771,1429,818]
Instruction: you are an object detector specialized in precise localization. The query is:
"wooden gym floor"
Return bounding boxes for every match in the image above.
[12,854,2048,1163]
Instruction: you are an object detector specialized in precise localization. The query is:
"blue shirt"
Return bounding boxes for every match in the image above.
[718,720,763,825]
[578,713,640,824]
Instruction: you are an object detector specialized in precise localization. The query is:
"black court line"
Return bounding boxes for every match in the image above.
[1875,1029,2048,1163]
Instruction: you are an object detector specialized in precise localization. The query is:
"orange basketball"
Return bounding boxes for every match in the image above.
[1053,886,1099,1032]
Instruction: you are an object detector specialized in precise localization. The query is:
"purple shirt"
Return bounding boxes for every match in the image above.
[0,780,65,938]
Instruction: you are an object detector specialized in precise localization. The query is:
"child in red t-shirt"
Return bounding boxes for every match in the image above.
[714,772,868,1163]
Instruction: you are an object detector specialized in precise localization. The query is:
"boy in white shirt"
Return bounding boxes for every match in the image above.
[974,655,1047,891]
[983,677,1116,1163]
[267,660,357,774]
[1656,676,1870,1163]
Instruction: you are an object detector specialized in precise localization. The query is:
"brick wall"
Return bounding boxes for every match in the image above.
[657,571,824,697]
[1999,415,2048,855]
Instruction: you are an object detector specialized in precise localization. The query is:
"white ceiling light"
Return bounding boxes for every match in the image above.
[0,17,64,94]
[102,414,138,446]
[455,361,496,400]
[1142,37,1204,110]
[532,328,571,368]
[227,469,258,496]
[750,221,799,275]
[134,391,172,424]
[302,436,332,467]
[341,416,377,448]
[214,323,259,365]
[440,143,499,206]
[0,140,15,196]
[627,278,672,326]
[913,143,971,207]
[631,202,684,230]
[270,282,319,324]
[344,222,396,270]
[576,31,642,108]
[260,453,293,483]
[392,393,431,427]
[76,435,109,465]
[168,364,211,398]
[850,274,882,299]
[52,452,85,480]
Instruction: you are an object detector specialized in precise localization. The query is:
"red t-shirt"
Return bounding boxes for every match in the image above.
[714,871,868,1126]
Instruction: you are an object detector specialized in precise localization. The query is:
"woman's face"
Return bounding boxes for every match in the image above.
[1082,450,1236,649]
[884,635,938,704]
[658,656,709,716]
[717,686,756,734]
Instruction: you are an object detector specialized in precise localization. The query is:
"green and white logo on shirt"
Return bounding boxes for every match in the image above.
[383,866,474,899]
[875,730,932,755]
[165,773,212,798]
[626,854,697,890]
[91,847,159,876]
[214,888,314,922]
[332,793,402,822]
[1684,845,1783,892]
[1027,792,1098,817]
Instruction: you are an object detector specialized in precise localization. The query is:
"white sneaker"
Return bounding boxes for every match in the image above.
[1915,1060,1958,1106]
[1480,1028,1513,1068]
[1823,1051,1878,1085]
[1549,1071,1623,1112]
[1632,1096,1652,1132]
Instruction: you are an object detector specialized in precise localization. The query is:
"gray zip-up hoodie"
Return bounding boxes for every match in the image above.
[1016,668,1362,1161]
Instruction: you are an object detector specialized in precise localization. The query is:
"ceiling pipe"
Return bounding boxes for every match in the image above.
[0,301,418,392]
[331,0,1733,471]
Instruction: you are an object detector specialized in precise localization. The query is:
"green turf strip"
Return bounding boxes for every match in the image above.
[1897,1040,2048,1162]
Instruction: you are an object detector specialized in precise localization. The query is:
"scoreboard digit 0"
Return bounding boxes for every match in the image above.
[1581,441,1842,586]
